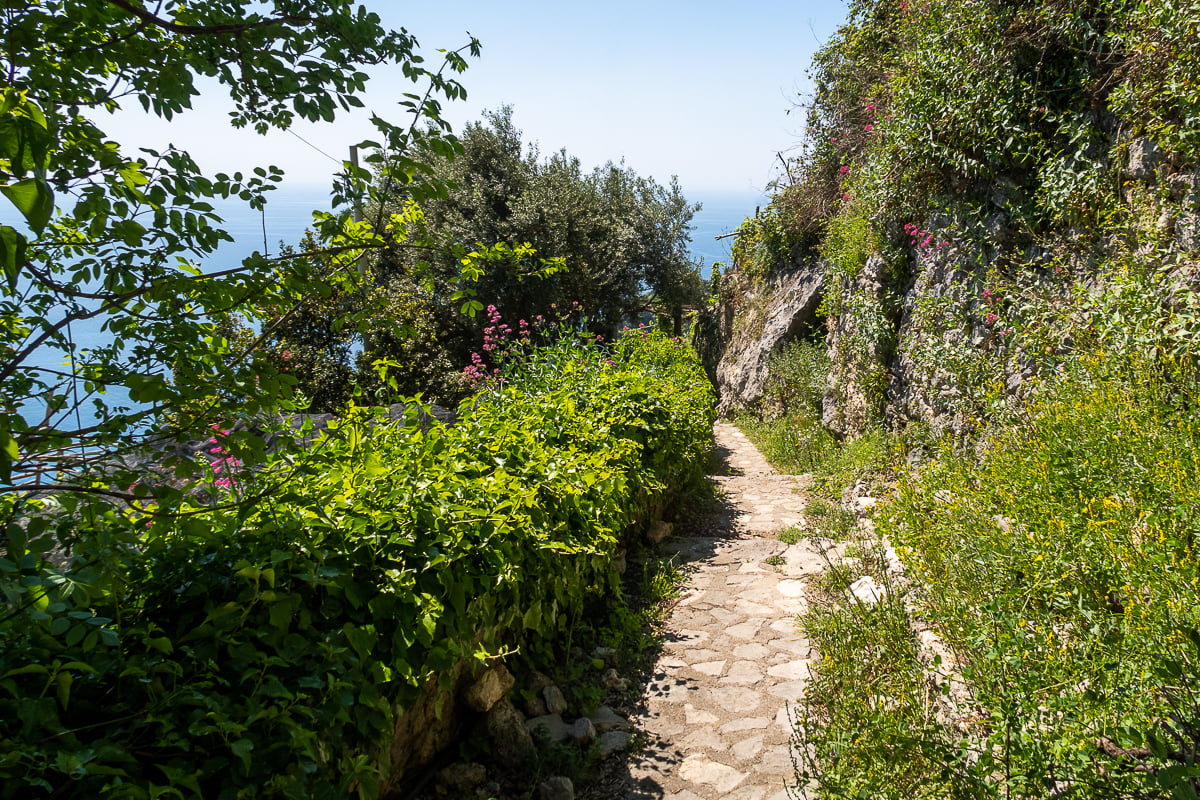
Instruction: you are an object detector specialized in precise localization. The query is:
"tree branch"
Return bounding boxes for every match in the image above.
[105,0,310,36]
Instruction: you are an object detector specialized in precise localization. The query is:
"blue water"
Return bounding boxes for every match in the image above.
[688,189,767,275]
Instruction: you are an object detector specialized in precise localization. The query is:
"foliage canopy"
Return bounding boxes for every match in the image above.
[0,0,480,494]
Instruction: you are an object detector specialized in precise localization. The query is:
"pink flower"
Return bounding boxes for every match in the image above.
[842,193,851,201]
[839,165,850,176]
[831,137,838,143]
[864,124,874,132]
[985,313,998,325]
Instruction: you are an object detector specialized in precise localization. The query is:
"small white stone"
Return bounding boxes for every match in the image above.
[595,730,633,758]
[849,575,884,606]
[684,704,720,725]
[767,660,809,680]
[726,620,764,640]
[721,661,763,685]
[681,727,725,750]
[775,705,794,730]
[731,735,764,761]
[734,599,777,616]
[776,579,805,597]
[710,686,762,712]
[766,679,808,700]
[721,716,771,733]
[732,643,771,659]
[679,755,748,794]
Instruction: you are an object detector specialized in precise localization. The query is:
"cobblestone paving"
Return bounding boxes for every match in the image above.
[616,423,825,800]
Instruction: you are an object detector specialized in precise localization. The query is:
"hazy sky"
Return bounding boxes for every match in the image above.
[102,1,849,197]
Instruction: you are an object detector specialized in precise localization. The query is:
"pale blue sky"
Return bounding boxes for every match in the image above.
[104,1,849,198]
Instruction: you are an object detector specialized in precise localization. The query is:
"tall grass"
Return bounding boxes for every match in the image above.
[881,354,1200,798]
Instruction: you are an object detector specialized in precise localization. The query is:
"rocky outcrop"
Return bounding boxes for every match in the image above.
[700,263,823,416]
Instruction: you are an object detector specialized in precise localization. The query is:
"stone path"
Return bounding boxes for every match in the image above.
[612,423,826,800]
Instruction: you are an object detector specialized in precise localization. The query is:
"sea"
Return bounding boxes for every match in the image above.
[206,184,765,275]
[19,185,766,428]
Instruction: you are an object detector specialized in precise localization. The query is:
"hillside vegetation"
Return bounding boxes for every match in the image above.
[720,0,1200,797]
[0,3,714,797]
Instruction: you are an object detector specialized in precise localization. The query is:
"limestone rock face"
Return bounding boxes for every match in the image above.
[462,663,515,712]
[1128,137,1162,181]
[526,713,571,743]
[487,698,533,764]
[710,264,824,416]
[541,684,568,716]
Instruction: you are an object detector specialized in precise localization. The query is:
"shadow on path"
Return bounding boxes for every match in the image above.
[581,424,816,800]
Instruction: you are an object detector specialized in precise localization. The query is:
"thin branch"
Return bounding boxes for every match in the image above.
[105,0,310,36]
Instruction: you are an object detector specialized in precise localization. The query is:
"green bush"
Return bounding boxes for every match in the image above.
[762,339,830,420]
[0,330,715,798]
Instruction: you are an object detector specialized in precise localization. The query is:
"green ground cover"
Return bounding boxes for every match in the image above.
[0,328,715,799]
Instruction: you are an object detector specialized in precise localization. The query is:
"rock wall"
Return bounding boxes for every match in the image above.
[696,263,823,417]
[701,137,1200,438]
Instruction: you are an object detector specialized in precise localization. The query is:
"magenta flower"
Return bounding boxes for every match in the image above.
[864,124,874,132]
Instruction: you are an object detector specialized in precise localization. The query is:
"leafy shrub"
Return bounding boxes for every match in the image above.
[762,340,830,421]
[730,201,808,281]
[0,330,715,798]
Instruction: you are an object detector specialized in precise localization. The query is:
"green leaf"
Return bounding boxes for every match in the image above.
[0,224,26,291]
[55,671,73,709]
[343,623,378,661]
[0,418,17,483]
[2,664,49,679]
[1,178,54,232]
[230,738,254,769]
[522,603,543,631]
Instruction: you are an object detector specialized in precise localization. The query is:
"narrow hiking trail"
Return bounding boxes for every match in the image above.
[597,423,828,800]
